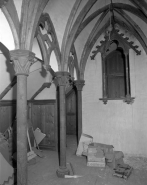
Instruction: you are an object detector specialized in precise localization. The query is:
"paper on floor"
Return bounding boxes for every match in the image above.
[0,152,14,185]
[76,133,93,156]
[34,128,46,147]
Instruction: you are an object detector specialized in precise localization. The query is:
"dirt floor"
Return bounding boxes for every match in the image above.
[27,135,147,185]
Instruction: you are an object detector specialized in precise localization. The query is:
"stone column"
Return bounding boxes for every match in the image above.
[10,49,35,185]
[55,71,70,178]
[74,80,85,143]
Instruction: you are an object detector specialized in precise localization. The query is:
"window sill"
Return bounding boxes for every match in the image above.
[99,96,135,104]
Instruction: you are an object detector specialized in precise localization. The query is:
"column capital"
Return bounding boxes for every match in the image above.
[10,49,35,76]
[55,71,71,86]
[74,80,85,91]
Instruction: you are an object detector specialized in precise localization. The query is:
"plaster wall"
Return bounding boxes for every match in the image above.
[82,46,147,157]
[0,9,16,99]
[44,0,76,48]
[0,16,57,100]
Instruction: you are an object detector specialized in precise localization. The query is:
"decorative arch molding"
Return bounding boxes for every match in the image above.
[114,9,147,52]
[62,0,147,72]
[90,30,137,104]
[129,0,147,17]
[112,3,147,24]
[65,2,147,79]
[80,20,109,80]
[112,17,147,54]
[80,17,144,80]
[75,3,147,41]
[61,0,97,71]
[35,13,61,72]
[20,0,49,50]
[69,45,80,80]
[1,0,20,49]
[91,29,141,59]
[79,11,108,80]
[61,0,82,67]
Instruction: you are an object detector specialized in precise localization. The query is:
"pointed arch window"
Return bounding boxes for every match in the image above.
[105,48,127,99]
[100,40,134,104]
[91,29,141,104]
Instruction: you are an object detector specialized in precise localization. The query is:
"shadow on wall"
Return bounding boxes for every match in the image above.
[0,42,16,99]
[40,64,48,78]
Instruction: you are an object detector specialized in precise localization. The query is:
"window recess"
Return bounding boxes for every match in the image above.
[91,29,140,104]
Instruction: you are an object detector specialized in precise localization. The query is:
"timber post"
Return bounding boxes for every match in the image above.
[10,49,35,185]
[55,71,70,178]
[74,80,85,143]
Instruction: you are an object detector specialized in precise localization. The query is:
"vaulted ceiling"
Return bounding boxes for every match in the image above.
[1,0,147,80]
[62,0,147,79]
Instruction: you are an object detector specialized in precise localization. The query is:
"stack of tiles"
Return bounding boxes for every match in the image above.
[87,145,105,167]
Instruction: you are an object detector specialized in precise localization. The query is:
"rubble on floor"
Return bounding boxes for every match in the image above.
[27,135,147,185]
[76,133,135,179]
[124,154,147,170]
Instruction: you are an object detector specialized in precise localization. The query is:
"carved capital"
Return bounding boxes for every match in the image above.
[10,50,35,76]
[55,71,71,87]
[74,80,85,91]
[0,0,8,8]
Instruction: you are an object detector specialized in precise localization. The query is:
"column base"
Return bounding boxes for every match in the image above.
[56,167,70,178]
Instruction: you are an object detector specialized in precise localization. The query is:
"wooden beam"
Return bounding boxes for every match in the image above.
[30,82,51,100]
[0,76,17,100]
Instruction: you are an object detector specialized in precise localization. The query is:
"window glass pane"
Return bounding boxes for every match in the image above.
[105,49,126,99]
[106,50,125,75]
[107,77,125,98]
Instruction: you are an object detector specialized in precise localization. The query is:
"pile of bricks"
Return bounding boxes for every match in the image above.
[87,145,105,167]
[87,143,113,167]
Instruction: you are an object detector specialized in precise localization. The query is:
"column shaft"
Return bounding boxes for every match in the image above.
[59,85,66,167]
[56,71,70,178]
[10,49,35,185]
[17,75,28,185]
[77,90,82,142]
[74,80,85,143]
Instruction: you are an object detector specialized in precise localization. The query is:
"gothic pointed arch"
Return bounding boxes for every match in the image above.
[35,13,61,73]
[1,0,20,48]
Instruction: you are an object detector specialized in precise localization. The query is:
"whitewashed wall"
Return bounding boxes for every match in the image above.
[82,45,147,157]
[1,0,147,157]
[0,0,76,100]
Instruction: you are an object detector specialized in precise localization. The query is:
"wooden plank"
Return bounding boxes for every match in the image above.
[0,100,16,106]
[0,76,17,100]
[0,102,16,133]
[28,99,55,105]
[30,100,57,150]
[30,83,51,100]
